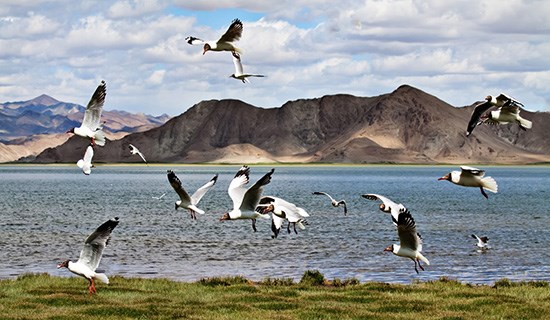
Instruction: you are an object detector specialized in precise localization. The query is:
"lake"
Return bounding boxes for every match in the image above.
[0,165,549,284]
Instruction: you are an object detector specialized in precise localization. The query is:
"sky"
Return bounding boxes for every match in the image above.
[0,0,549,116]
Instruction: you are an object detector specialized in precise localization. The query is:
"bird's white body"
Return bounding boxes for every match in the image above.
[230,54,265,83]
[448,167,497,192]
[129,144,147,164]
[488,108,532,129]
[66,260,109,284]
[388,244,429,266]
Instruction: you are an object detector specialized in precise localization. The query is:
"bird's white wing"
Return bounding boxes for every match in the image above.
[362,193,403,224]
[81,81,106,131]
[313,191,335,202]
[191,174,218,205]
[460,166,485,177]
[240,168,274,211]
[77,217,119,271]
[167,170,191,203]
[396,210,419,251]
[232,54,244,76]
[217,18,243,44]
[228,166,250,210]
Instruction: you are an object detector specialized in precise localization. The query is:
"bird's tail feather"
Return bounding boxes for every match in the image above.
[518,117,532,129]
[418,253,430,266]
[481,176,498,193]
[76,159,84,168]
[94,273,109,284]
[189,205,205,215]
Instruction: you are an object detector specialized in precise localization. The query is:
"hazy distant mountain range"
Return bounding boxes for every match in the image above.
[0,94,170,162]
[28,85,550,165]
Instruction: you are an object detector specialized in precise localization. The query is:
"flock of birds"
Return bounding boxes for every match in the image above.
[56,18,533,294]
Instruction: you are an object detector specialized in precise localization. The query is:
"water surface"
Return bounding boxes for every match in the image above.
[1,165,548,284]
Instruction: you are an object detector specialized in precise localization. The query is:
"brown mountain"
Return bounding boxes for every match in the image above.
[31,85,550,164]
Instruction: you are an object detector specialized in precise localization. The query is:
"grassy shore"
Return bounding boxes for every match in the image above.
[1,272,549,319]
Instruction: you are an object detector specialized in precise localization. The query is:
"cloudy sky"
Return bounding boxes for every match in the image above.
[0,0,549,116]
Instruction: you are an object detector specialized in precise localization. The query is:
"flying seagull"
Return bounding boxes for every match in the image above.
[128,144,147,164]
[185,36,204,46]
[438,166,498,199]
[167,170,218,220]
[466,93,532,137]
[76,144,94,175]
[230,53,265,83]
[471,234,490,250]
[257,196,309,238]
[67,80,107,147]
[220,165,274,232]
[312,191,347,215]
[200,19,243,55]
[152,193,166,200]
[362,193,406,226]
[57,217,119,294]
[384,209,429,274]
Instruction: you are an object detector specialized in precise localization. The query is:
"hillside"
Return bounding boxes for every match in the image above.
[31,85,550,164]
[0,94,170,162]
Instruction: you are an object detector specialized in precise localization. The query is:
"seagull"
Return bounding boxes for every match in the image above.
[152,193,166,200]
[384,209,429,274]
[167,170,218,220]
[257,196,309,238]
[128,144,147,164]
[361,194,406,226]
[312,191,347,215]
[466,93,532,137]
[76,144,94,175]
[438,166,498,199]
[67,80,107,147]
[471,234,490,250]
[220,166,274,232]
[230,53,265,83]
[185,36,204,45]
[57,217,119,294]
[201,18,243,55]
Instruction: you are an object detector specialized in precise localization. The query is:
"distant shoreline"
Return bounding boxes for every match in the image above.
[1,162,549,167]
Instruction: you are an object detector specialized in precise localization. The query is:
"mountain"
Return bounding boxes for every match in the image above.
[31,85,550,164]
[0,94,170,162]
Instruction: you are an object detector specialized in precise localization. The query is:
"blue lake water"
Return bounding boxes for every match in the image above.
[0,165,549,284]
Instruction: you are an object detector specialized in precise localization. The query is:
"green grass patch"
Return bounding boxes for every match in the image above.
[0,272,549,319]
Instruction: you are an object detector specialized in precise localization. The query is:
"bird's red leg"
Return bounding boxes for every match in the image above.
[88,278,97,294]
[480,187,488,199]
[91,138,96,147]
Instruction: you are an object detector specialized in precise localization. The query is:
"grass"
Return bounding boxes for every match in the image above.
[1,273,549,319]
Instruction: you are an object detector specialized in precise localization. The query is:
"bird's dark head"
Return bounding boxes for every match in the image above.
[229,74,237,79]
[438,173,450,181]
[384,245,394,253]
[57,260,70,269]
[379,203,387,212]
[485,95,492,101]
[219,212,230,221]
[203,43,211,55]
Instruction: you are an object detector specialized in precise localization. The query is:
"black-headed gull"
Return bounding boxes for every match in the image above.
[257,196,309,238]
[220,165,274,232]
[67,80,107,147]
[128,143,147,164]
[438,166,498,199]
[57,217,119,294]
[312,191,347,215]
[76,144,94,175]
[230,53,265,83]
[471,234,490,250]
[200,18,243,55]
[362,194,406,226]
[466,93,532,137]
[384,209,429,274]
[167,170,218,220]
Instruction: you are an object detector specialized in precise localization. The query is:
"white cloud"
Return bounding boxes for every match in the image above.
[0,0,548,115]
